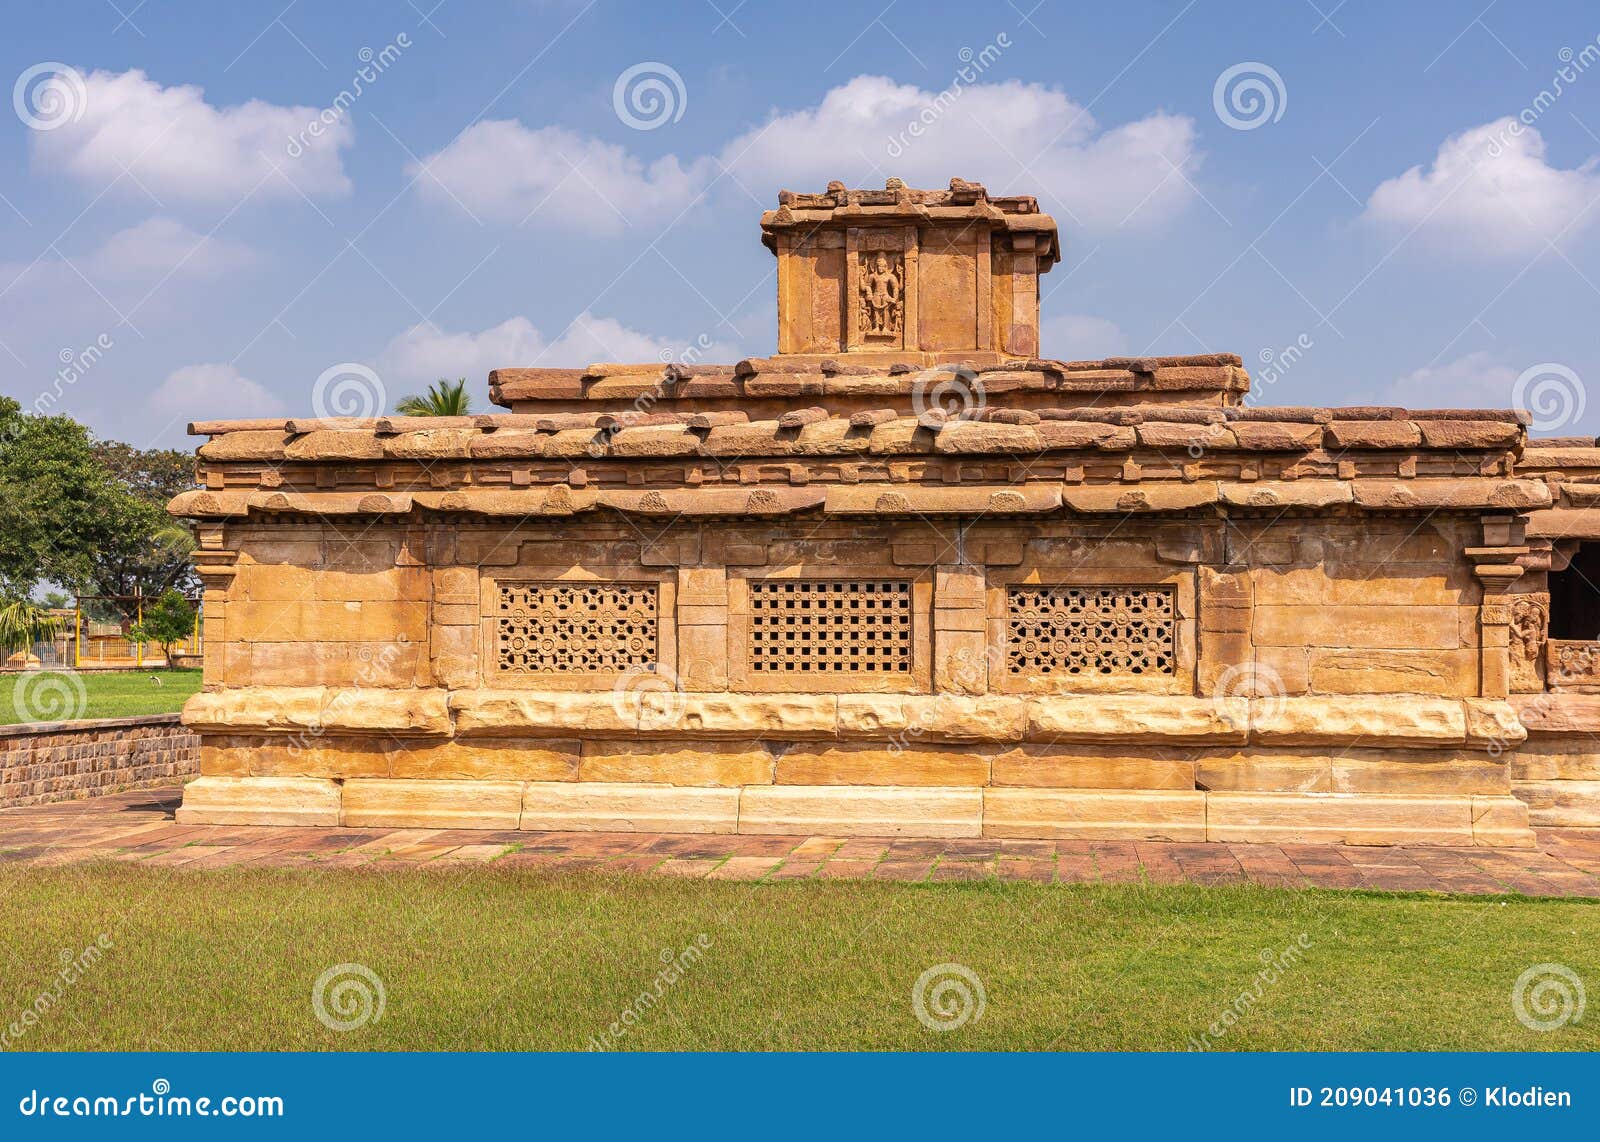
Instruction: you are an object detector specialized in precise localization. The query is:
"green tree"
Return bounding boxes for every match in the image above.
[0,396,112,602]
[396,377,471,416]
[78,441,198,611]
[0,400,198,623]
[128,590,197,668]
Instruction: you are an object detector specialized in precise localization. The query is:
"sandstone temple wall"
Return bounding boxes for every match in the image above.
[174,510,1536,847]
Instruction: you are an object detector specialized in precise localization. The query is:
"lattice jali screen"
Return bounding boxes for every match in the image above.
[495,582,658,674]
[748,579,913,674]
[1006,586,1176,677]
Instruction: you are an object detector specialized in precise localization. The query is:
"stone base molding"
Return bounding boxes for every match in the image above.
[175,775,1535,848]
[181,688,1525,750]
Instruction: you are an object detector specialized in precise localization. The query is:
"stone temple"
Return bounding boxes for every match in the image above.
[169,178,1600,846]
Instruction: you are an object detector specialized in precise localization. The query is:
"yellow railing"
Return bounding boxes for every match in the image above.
[71,602,202,668]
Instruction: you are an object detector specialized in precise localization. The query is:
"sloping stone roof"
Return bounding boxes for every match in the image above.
[172,398,1544,523]
[187,403,1529,463]
[485,353,1244,406]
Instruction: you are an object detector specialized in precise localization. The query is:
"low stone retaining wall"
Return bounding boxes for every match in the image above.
[0,714,199,808]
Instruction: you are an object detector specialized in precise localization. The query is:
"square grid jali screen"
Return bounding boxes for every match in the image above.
[748,579,913,674]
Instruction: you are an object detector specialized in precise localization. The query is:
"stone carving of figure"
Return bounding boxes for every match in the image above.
[1509,594,1549,691]
[860,252,902,337]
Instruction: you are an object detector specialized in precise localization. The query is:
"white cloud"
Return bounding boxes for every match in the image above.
[30,68,353,203]
[1384,351,1518,408]
[0,218,256,322]
[151,363,286,419]
[418,122,702,232]
[1040,313,1128,361]
[84,217,257,280]
[721,77,1198,232]
[374,313,744,386]
[1363,118,1600,257]
[414,75,1198,233]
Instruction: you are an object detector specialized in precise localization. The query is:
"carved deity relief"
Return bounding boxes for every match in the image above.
[1508,593,1549,692]
[858,252,903,339]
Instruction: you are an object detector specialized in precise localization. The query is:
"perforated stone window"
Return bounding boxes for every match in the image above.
[748,579,913,674]
[495,581,658,674]
[1006,585,1176,677]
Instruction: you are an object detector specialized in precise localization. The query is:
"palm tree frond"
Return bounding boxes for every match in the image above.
[0,598,64,653]
[397,377,471,417]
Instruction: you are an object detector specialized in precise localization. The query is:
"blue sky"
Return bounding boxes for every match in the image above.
[3,0,1599,447]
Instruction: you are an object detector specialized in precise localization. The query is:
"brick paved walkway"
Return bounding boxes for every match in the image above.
[4,787,1600,897]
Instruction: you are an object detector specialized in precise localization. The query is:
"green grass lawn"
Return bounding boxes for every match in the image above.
[0,864,1594,1051]
[0,668,201,724]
